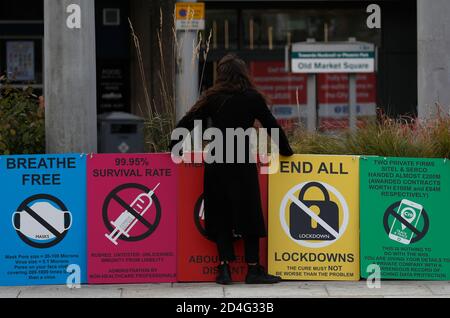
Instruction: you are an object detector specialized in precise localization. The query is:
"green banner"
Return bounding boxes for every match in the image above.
[360,157,450,280]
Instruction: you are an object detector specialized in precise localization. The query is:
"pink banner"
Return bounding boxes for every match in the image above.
[87,153,177,284]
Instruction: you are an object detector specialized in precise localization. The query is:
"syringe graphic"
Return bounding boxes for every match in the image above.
[105,183,160,246]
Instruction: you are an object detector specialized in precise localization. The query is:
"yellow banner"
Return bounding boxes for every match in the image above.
[268,155,360,280]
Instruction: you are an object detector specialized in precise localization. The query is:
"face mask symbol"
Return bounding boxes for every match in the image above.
[12,201,72,241]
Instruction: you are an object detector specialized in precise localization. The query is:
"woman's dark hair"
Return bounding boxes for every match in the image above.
[188,54,266,113]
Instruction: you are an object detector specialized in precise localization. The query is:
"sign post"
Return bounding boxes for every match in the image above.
[291,40,376,131]
[306,74,317,132]
[175,1,204,121]
[349,74,357,131]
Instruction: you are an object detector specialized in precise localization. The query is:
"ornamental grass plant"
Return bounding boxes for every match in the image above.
[289,110,450,159]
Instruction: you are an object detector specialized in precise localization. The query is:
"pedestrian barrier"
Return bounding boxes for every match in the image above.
[360,156,450,280]
[268,155,360,281]
[0,154,87,286]
[0,153,448,286]
[87,153,177,284]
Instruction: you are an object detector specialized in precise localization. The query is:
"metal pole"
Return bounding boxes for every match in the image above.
[348,74,357,131]
[175,0,200,122]
[44,0,97,153]
[306,74,317,132]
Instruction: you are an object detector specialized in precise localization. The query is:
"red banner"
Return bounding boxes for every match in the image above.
[318,73,376,104]
[250,61,307,132]
[250,61,307,105]
[318,73,377,130]
[177,157,268,282]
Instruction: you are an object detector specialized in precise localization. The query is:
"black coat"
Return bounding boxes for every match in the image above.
[171,89,293,240]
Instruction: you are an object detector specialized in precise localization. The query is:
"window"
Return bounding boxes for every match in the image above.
[204,9,238,50]
[103,8,121,26]
[241,9,380,50]
[0,38,43,90]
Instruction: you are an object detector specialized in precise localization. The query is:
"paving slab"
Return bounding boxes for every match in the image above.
[0,287,21,298]
[423,281,450,296]
[224,282,328,298]
[326,281,434,297]
[1,281,449,298]
[122,285,224,298]
[115,283,173,290]
[384,295,450,298]
[174,282,218,288]
[18,285,122,298]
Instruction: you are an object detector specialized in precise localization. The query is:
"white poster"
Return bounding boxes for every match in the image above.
[6,41,35,81]
[291,51,375,74]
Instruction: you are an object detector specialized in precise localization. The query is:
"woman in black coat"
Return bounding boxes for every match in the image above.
[170,54,293,284]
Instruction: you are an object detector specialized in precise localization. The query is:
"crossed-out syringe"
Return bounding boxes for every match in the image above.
[105,183,160,246]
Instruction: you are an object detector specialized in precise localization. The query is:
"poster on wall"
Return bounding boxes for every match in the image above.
[360,157,450,280]
[6,41,35,81]
[0,154,87,286]
[87,153,177,284]
[318,73,377,130]
[268,155,360,280]
[97,60,130,113]
[250,61,307,131]
[177,157,268,282]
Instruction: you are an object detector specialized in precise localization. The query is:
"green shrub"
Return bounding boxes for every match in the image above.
[0,83,45,155]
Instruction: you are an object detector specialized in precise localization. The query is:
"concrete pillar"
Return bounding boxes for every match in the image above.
[418,0,450,119]
[176,0,200,121]
[44,0,97,153]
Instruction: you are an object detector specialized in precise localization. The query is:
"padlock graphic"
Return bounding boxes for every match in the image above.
[289,182,339,241]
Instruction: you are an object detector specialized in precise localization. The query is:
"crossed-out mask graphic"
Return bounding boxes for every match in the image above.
[12,194,72,248]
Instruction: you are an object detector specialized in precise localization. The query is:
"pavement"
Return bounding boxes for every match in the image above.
[0,281,449,298]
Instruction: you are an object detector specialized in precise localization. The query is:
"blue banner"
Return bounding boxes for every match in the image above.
[0,154,87,286]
